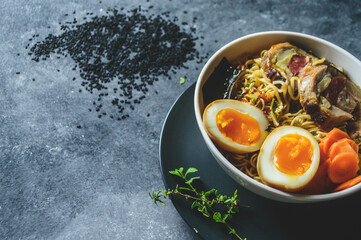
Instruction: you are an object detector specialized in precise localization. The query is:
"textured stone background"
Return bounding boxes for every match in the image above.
[1,0,361,239]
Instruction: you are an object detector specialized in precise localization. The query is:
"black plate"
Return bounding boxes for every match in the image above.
[159,84,361,240]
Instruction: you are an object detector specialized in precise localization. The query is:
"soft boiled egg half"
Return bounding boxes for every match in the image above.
[257,126,320,192]
[203,99,269,154]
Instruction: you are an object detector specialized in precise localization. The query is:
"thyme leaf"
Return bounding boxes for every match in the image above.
[150,167,248,240]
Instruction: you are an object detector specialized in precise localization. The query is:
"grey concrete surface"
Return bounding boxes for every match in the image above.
[1,0,361,239]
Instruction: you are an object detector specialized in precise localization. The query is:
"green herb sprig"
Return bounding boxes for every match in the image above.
[150,167,248,240]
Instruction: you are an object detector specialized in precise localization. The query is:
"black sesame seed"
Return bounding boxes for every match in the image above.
[27,7,202,120]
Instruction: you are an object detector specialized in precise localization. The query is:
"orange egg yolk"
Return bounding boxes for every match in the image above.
[216,108,260,145]
[273,133,313,175]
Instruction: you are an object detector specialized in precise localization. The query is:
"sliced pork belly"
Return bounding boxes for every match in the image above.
[345,81,361,143]
[261,42,319,81]
[336,87,358,113]
[299,64,359,130]
[299,65,326,109]
[322,106,353,130]
[261,42,361,135]
[347,103,361,144]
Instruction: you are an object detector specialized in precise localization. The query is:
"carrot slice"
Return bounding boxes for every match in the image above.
[333,175,361,192]
[328,152,359,184]
[322,128,350,155]
[319,141,327,164]
[328,138,359,160]
[302,159,334,194]
[343,138,359,153]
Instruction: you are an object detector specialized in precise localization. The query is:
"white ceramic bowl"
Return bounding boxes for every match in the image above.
[194,31,361,203]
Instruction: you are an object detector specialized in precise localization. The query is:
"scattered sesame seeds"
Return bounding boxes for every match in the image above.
[27,7,205,120]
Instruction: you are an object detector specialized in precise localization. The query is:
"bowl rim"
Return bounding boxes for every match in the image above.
[194,30,361,202]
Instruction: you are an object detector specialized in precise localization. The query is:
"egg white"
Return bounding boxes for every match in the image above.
[257,126,320,192]
[203,99,269,154]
